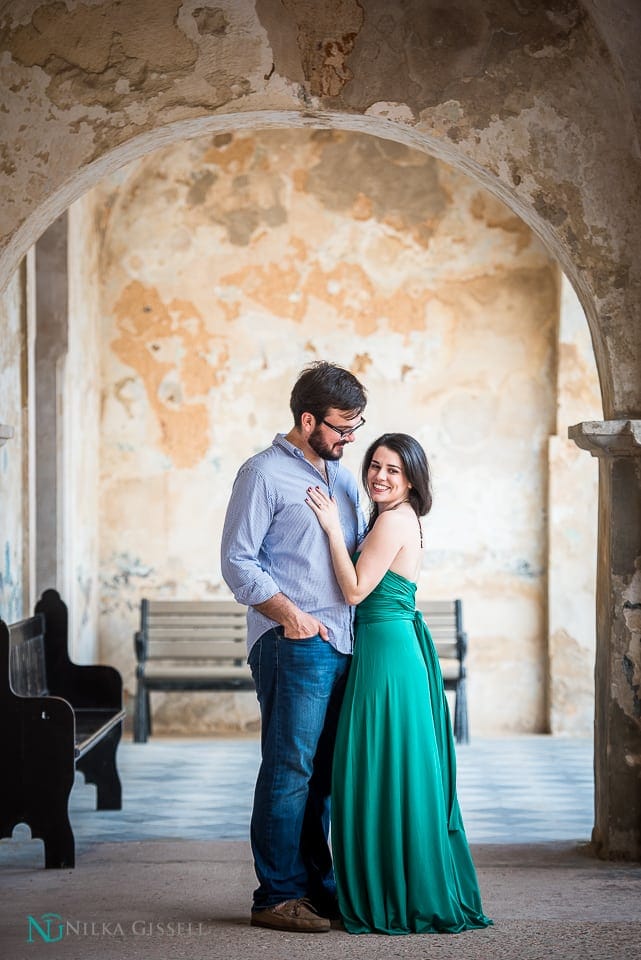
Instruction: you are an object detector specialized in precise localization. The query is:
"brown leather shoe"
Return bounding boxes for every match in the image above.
[250,898,331,933]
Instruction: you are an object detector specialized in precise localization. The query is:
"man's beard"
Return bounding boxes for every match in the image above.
[308,426,346,461]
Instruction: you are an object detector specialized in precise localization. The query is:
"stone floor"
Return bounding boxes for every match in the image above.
[2,735,639,960]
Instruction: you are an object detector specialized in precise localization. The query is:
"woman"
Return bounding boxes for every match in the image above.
[306,433,491,935]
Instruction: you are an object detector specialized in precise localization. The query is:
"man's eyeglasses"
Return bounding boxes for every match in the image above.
[321,417,366,438]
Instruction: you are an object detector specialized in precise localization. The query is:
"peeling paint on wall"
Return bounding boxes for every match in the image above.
[257,0,364,97]
[0,269,25,623]
[111,281,229,468]
[92,127,587,735]
[7,0,197,107]
[301,131,448,246]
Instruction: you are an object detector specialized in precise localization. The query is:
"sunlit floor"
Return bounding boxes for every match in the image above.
[0,734,594,867]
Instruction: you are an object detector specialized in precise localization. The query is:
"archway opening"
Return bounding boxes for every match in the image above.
[87,127,601,742]
[1,119,602,849]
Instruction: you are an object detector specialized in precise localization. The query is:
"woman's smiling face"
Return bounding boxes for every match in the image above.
[366,445,411,511]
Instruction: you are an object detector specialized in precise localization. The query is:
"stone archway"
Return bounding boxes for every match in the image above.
[2,0,640,414]
[1,0,640,858]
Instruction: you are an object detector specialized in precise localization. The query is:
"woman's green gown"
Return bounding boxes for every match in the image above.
[331,564,492,935]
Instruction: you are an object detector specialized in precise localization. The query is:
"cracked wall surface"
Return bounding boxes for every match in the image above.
[0,0,639,417]
[0,268,25,624]
[90,127,600,736]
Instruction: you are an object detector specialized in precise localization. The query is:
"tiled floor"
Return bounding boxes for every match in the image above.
[454,736,594,843]
[2,735,594,866]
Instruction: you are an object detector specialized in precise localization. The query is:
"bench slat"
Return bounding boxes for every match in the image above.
[421,624,456,633]
[419,614,458,625]
[147,639,458,659]
[147,640,247,659]
[144,664,252,681]
[145,601,242,615]
[426,626,459,638]
[8,615,48,698]
[416,601,461,614]
[145,627,245,641]
[147,613,245,625]
[430,639,460,651]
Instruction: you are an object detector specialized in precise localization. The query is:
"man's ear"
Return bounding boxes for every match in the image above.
[300,411,316,434]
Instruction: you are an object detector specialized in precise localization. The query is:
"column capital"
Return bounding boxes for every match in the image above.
[0,425,14,447]
[568,420,641,457]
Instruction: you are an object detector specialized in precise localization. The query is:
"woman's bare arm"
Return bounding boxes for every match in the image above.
[306,487,410,604]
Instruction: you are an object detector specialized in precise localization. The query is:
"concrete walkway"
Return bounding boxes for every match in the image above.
[2,736,640,959]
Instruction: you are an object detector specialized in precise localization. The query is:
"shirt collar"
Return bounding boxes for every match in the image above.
[273,433,340,482]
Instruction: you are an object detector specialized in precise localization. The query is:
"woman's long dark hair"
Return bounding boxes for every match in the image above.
[361,433,432,533]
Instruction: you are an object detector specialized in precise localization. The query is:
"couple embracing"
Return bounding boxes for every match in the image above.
[221,362,491,936]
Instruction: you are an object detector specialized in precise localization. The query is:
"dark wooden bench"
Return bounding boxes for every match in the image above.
[134,597,469,745]
[417,599,469,744]
[134,599,253,743]
[0,589,125,868]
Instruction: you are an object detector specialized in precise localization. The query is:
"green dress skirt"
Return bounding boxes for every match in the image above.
[331,566,492,934]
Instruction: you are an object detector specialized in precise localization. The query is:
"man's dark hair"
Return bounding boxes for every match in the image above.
[290,361,367,426]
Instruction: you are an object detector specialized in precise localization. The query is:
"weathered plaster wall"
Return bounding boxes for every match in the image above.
[0,268,26,621]
[0,0,639,420]
[94,128,582,735]
[0,199,102,655]
[64,196,102,662]
[548,276,602,734]
[0,0,608,735]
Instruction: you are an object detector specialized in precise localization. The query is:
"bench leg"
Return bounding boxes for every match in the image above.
[134,677,149,743]
[9,781,76,868]
[41,815,76,869]
[0,805,73,866]
[27,759,76,868]
[2,702,77,867]
[453,679,470,745]
[76,724,123,810]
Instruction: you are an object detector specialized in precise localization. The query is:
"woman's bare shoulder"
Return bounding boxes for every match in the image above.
[373,506,419,542]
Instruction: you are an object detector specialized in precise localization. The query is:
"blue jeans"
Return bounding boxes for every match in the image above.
[248,627,351,910]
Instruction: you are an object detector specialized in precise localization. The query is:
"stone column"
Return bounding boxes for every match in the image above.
[569,420,641,860]
[35,213,68,597]
[0,426,15,446]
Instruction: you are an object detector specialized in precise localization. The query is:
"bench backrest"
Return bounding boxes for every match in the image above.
[6,614,48,697]
[416,599,466,679]
[138,598,466,672]
[139,599,247,663]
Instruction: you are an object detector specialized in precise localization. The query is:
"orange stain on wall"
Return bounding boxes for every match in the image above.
[222,252,429,338]
[111,281,229,468]
[202,135,256,174]
[224,262,307,322]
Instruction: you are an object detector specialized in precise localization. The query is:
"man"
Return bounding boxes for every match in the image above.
[221,361,367,933]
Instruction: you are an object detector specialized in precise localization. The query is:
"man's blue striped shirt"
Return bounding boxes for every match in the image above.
[221,434,366,655]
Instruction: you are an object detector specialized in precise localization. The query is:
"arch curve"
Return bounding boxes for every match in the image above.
[1,0,640,413]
